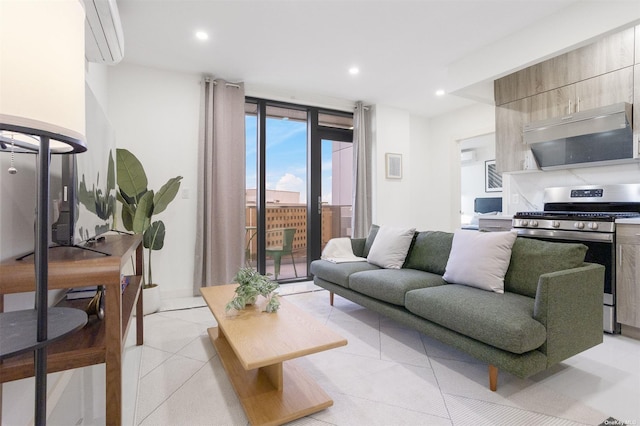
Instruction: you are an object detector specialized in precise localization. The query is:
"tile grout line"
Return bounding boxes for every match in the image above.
[136,357,212,425]
[420,332,454,424]
[443,393,595,426]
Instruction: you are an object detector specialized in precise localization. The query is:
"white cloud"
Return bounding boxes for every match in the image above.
[323,190,332,205]
[276,173,306,203]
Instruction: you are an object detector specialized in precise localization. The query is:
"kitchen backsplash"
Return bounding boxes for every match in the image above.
[503,163,640,214]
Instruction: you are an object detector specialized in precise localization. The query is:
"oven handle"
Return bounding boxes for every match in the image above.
[515,228,614,243]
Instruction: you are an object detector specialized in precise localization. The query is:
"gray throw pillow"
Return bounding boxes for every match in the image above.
[403,231,454,274]
[362,224,380,257]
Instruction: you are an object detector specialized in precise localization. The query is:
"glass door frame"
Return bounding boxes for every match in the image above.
[247,97,353,280]
[308,110,354,265]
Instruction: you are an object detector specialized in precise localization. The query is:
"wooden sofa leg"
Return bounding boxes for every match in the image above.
[489,365,498,391]
[329,292,334,306]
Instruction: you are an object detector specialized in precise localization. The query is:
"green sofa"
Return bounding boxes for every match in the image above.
[309,230,605,391]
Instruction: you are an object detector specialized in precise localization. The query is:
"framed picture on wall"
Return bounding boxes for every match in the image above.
[385,153,402,179]
[485,160,502,192]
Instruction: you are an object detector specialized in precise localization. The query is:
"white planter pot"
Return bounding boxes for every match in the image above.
[143,284,161,315]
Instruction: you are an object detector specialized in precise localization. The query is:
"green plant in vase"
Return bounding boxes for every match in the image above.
[76,148,116,238]
[115,148,182,289]
[226,267,280,313]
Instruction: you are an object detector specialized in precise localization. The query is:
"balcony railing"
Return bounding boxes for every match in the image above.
[245,204,352,279]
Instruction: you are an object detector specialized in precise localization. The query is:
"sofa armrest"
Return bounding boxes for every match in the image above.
[351,238,366,257]
[533,262,604,366]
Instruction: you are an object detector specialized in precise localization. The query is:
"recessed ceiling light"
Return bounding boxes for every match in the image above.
[435,89,446,96]
[349,67,359,75]
[195,31,209,41]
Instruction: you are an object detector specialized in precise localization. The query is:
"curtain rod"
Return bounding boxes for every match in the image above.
[210,80,241,88]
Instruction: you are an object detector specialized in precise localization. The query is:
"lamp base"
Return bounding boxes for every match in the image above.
[0,307,88,360]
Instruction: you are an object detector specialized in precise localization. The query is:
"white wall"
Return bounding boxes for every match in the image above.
[108,63,200,299]
[408,113,432,229]
[371,105,432,229]
[423,103,496,232]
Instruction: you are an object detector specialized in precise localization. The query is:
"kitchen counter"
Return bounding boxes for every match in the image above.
[478,215,514,220]
[478,215,513,232]
[616,218,640,225]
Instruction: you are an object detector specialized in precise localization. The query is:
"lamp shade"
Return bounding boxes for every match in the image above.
[0,0,86,152]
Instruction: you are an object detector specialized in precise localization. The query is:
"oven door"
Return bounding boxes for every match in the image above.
[515,228,617,332]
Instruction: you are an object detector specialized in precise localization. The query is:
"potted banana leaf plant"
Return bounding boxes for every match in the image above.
[116,148,182,315]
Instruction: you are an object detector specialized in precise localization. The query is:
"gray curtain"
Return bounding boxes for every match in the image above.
[193,77,246,294]
[351,101,372,238]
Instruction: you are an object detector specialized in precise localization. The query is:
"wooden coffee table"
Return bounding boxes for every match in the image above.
[201,284,347,426]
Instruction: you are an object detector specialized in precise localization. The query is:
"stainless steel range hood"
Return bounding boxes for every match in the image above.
[523,102,635,170]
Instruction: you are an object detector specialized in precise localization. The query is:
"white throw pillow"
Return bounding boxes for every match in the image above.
[443,230,517,293]
[367,226,416,269]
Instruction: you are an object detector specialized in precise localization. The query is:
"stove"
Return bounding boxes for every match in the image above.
[514,211,640,234]
[512,184,640,333]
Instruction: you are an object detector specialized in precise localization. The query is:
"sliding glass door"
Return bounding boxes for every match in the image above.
[321,139,353,250]
[246,99,352,282]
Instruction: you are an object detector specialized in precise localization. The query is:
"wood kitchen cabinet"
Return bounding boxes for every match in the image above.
[529,85,575,122]
[495,27,634,106]
[566,27,634,83]
[616,224,640,328]
[528,66,634,122]
[0,234,144,426]
[575,66,634,111]
[495,98,530,173]
[494,55,568,106]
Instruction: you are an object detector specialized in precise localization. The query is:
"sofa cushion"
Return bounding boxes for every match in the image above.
[367,226,416,269]
[443,230,517,293]
[403,231,454,275]
[351,238,366,257]
[505,238,588,298]
[405,285,546,354]
[362,224,380,257]
[310,259,380,289]
[349,269,446,306]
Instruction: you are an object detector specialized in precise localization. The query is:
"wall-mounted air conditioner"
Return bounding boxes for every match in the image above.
[83,0,124,64]
[460,149,476,163]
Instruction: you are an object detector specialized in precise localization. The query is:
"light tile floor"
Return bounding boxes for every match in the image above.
[136,285,640,426]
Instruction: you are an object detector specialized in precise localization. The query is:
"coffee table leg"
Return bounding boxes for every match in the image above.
[260,363,283,390]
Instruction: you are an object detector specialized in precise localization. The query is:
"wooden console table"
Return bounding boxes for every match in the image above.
[0,233,144,425]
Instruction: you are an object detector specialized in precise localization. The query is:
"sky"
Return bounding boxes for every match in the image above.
[245,115,333,204]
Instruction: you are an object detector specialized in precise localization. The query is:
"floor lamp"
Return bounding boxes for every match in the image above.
[0,2,88,424]
[0,119,89,425]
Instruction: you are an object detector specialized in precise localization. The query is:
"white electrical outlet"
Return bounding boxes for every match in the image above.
[511,194,519,204]
[182,188,189,199]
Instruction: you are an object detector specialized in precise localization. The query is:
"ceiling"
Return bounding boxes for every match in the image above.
[116,0,626,117]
